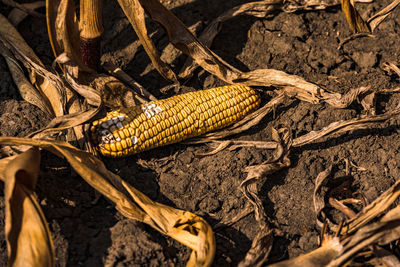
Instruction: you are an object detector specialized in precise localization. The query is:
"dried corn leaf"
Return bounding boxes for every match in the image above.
[1,148,55,267]
[328,206,400,267]
[341,0,370,33]
[0,42,53,116]
[117,0,178,82]
[239,128,291,267]
[367,0,400,32]
[7,1,45,26]
[179,0,282,79]
[266,237,342,267]
[313,166,337,229]
[46,0,86,72]
[282,0,372,12]
[103,62,157,102]
[0,13,64,116]
[0,137,215,267]
[341,177,400,235]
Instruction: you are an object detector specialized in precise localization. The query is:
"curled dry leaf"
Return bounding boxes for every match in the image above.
[238,128,291,267]
[313,166,338,230]
[1,148,55,267]
[46,0,87,72]
[341,0,370,33]
[0,42,53,116]
[266,237,342,267]
[0,13,64,116]
[0,137,215,267]
[367,0,400,32]
[327,206,400,267]
[282,0,372,12]
[117,0,178,82]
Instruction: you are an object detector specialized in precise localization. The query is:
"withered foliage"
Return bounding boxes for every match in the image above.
[0,0,400,266]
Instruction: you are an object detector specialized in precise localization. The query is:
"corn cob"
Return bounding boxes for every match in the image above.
[90,85,261,157]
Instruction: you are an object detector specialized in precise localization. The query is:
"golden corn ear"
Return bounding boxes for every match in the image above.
[90,85,261,157]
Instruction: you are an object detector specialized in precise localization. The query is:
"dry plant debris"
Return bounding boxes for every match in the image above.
[0,0,400,266]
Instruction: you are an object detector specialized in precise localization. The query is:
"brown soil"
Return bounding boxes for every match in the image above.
[1,0,400,266]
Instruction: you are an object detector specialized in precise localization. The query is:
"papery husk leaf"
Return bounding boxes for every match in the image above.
[367,0,400,32]
[327,206,400,267]
[103,62,157,102]
[340,176,400,235]
[0,42,53,116]
[116,0,178,82]
[0,137,215,267]
[267,237,342,267]
[2,148,55,267]
[341,0,370,33]
[7,1,45,26]
[84,73,141,109]
[46,0,87,72]
[0,13,63,116]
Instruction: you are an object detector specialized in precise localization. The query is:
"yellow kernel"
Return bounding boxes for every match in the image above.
[178,112,184,121]
[113,132,120,139]
[104,143,111,151]
[121,139,127,149]
[142,121,149,130]
[172,125,178,134]
[110,143,117,152]
[148,127,154,137]
[116,142,122,151]
[165,128,170,136]
[207,109,213,118]
[119,130,126,139]
[140,134,146,142]
[139,124,144,132]
[110,151,117,157]
[139,113,146,121]
[168,117,174,126]
[144,130,150,140]
[156,123,162,133]
[123,129,130,137]
[133,119,140,128]
[126,137,132,147]
[122,150,129,156]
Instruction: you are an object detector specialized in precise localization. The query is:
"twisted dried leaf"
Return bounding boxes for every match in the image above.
[238,128,291,267]
[328,206,400,267]
[46,0,87,72]
[1,148,55,267]
[0,42,53,116]
[266,237,342,267]
[0,137,215,267]
[0,13,64,116]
